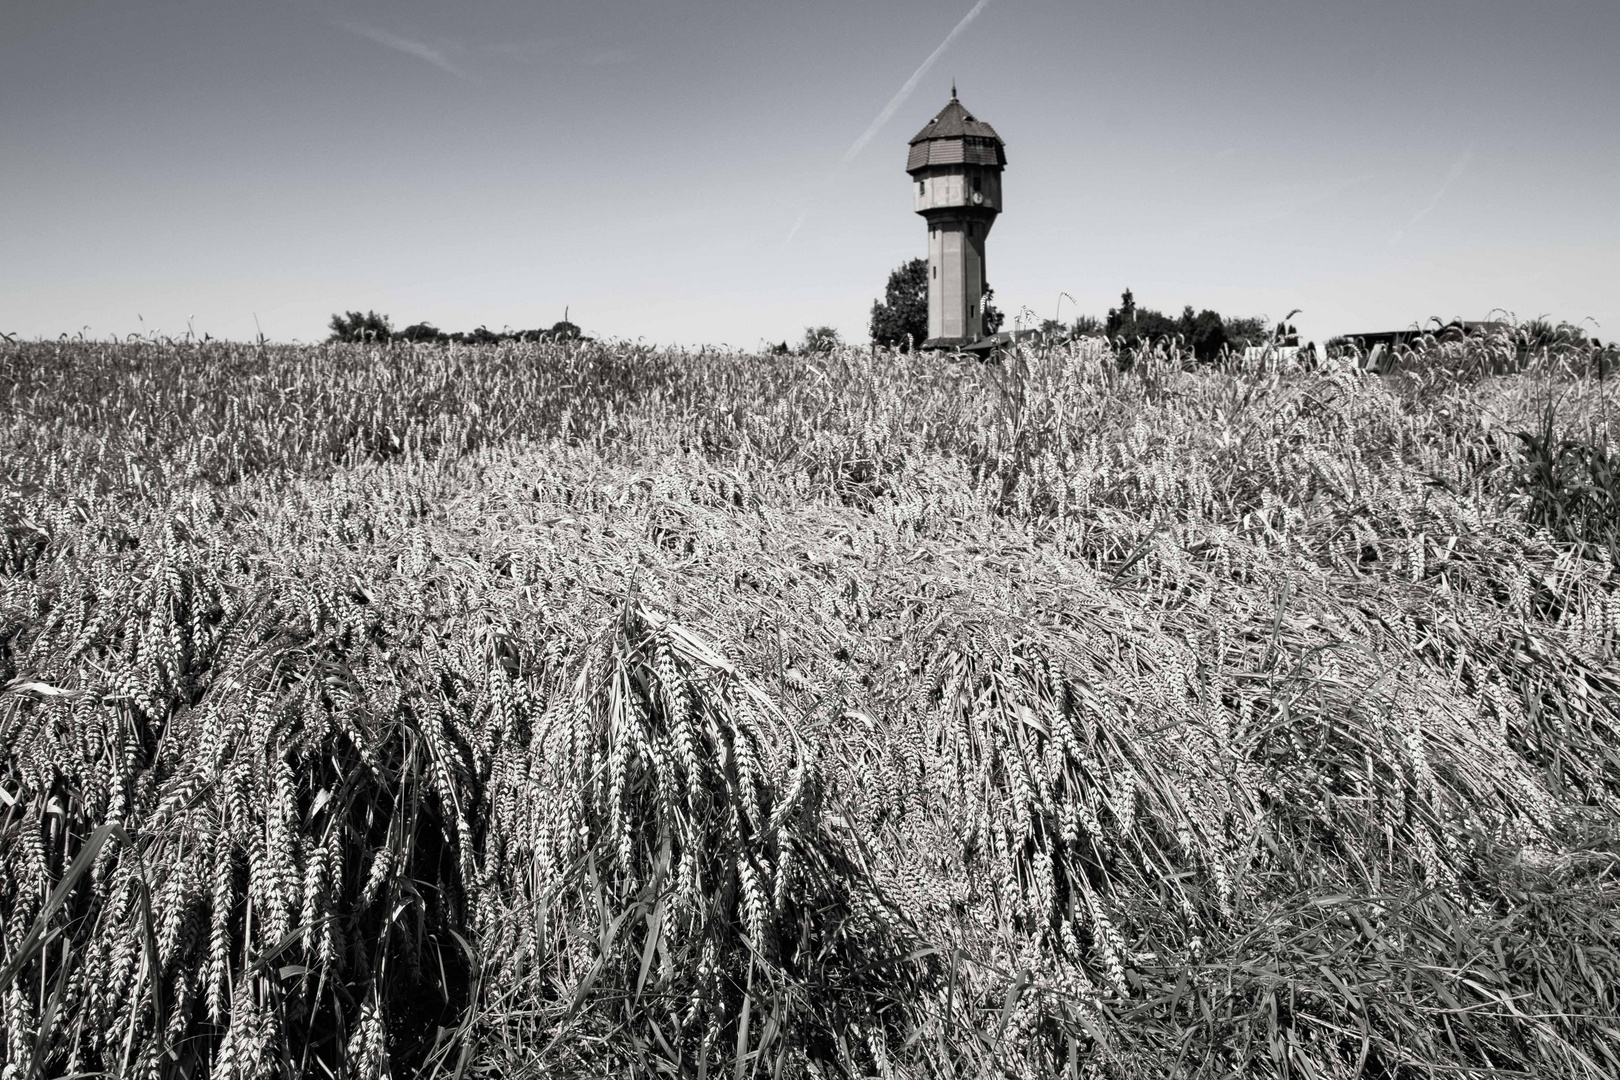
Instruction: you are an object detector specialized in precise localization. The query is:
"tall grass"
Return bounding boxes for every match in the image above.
[2,333,1617,1077]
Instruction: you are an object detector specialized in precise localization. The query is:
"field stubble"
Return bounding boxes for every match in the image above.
[1,334,1618,1078]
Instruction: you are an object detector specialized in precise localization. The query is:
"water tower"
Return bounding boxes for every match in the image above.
[906,86,1006,348]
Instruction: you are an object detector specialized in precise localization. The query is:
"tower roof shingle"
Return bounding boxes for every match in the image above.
[907,96,1003,145]
[906,94,1006,172]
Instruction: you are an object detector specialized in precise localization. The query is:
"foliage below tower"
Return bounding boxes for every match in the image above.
[869,259,929,350]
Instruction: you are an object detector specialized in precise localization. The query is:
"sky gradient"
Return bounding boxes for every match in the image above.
[3,0,1616,348]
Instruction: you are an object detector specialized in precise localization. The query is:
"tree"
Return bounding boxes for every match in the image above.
[327,310,393,344]
[398,322,448,343]
[801,326,841,353]
[1101,292,1231,361]
[982,285,1004,336]
[1224,316,1269,350]
[1037,314,1103,341]
[868,258,929,349]
[1178,305,1228,363]
[1114,288,1137,325]
[1106,290,1176,344]
[453,325,502,345]
[547,320,583,341]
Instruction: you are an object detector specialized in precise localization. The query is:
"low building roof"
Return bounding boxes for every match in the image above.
[1335,321,1511,346]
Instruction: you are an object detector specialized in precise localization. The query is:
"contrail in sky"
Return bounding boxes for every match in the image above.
[337,21,468,79]
[1389,148,1473,246]
[784,208,810,244]
[842,0,997,163]
[789,0,996,241]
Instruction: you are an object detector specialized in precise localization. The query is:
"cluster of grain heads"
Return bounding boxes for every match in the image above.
[903,621,1260,1075]
[470,603,936,1078]
[0,528,473,1077]
[868,571,1620,1079]
[0,509,930,1078]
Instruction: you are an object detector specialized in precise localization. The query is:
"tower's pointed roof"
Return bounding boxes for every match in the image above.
[906,92,1006,172]
[908,93,1003,144]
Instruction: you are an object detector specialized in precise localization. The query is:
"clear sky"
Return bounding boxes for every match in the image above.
[3,0,1616,347]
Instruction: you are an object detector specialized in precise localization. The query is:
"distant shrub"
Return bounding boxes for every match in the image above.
[1104,290,1250,362]
[398,321,448,343]
[1224,315,1270,350]
[801,325,841,353]
[327,309,393,343]
[1179,306,1228,362]
[1036,315,1106,345]
[1519,319,1589,351]
[458,325,503,345]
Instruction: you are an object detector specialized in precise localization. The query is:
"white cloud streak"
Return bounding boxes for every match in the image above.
[1389,148,1473,246]
[784,208,810,243]
[841,0,996,164]
[337,21,468,79]
[788,0,995,241]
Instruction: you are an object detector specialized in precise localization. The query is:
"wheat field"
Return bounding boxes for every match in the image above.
[1,332,1617,1078]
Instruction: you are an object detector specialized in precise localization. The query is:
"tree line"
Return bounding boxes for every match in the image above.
[330,269,1285,357]
[867,259,1282,358]
[327,311,584,345]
